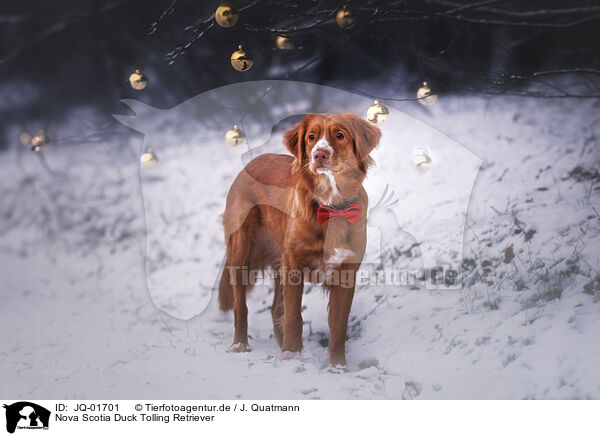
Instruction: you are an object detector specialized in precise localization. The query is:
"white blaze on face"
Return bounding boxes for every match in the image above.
[311,117,334,167]
[312,121,340,201]
[312,138,333,156]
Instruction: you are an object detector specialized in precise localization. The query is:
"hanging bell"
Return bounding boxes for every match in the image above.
[413,150,432,172]
[140,149,158,169]
[336,6,357,29]
[129,69,148,90]
[417,82,437,106]
[231,45,253,71]
[276,35,294,50]
[215,2,240,28]
[366,100,389,126]
[225,125,246,147]
[31,131,51,153]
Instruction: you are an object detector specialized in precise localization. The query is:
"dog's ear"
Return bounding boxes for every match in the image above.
[283,118,306,169]
[334,113,381,172]
[344,112,381,160]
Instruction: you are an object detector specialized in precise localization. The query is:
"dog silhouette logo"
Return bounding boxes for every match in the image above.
[3,402,50,434]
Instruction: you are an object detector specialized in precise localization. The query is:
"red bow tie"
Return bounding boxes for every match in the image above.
[317,203,362,225]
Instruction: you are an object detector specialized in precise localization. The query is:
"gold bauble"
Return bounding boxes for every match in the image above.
[140,149,158,169]
[225,125,246,147]
[336,6,356,29]
[31,131,50,153]
[276,35,294,50]
[413,150,432,172]
[215,2,239,28]
[231,45,253,71]
[366,100,389,126]
[129,69,148,90]
[20,132,32,147]
[417,82,437,106]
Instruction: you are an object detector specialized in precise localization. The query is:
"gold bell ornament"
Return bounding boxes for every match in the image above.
[276,35,294,50]
[366,100,389,125]
[140,149,158,169]
[413,150,432,172]
[231,45,253,71]
[215,2,240,28]
[129,69,148,90]
[31,131,51,153]
[336,5,357,30]
[225,125,246,147]
[417,82,437,106]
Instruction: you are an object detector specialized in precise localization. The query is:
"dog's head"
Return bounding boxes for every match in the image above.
[284,113,381,205]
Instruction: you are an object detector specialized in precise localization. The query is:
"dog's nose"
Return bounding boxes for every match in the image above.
[312,148,331,164]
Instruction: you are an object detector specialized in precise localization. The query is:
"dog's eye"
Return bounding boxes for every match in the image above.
[336,132,344,140]
[308,134,315,141]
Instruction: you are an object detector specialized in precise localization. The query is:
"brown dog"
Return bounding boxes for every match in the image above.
[219,113,381,366]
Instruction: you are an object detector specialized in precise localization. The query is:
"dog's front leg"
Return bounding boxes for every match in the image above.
[281,257,304,354]
[325,264,357,367]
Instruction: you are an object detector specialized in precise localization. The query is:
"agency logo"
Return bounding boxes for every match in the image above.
[3,402,50,434]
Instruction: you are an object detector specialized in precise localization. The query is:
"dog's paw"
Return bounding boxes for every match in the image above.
[229,342,251,353]
[279,351,302,360]
[327,363,348,373]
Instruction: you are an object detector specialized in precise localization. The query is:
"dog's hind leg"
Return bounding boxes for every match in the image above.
[227,209,261,352]
[271,275,284,347]
[231,278,250,353]
[218,260,234,311]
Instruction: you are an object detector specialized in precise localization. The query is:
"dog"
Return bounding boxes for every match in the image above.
[219,113,381,366]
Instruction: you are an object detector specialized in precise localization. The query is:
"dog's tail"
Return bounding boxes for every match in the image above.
[218,261,234,311]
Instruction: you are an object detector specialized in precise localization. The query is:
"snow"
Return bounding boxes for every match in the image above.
[1,86,599,399]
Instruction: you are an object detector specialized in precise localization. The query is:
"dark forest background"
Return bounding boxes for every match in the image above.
[1,0,600,150]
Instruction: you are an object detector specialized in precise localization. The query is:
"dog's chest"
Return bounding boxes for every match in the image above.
[302,246,355,284]
[313,172,339,206]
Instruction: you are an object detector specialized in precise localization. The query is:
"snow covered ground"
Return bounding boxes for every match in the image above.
[1,90,599,399]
